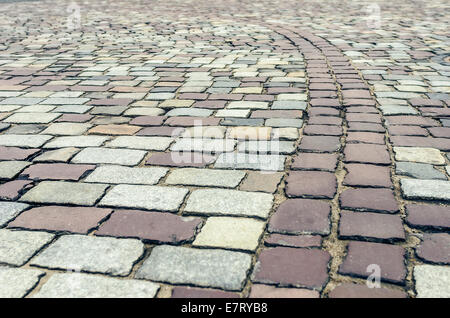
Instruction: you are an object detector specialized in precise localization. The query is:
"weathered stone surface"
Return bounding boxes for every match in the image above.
[396,162,447,180]
[85,165,168,184]
[33,147,80,163]
[99,184,188,212]
[0,161,31,179]
[166,168,245,188]
[44,136,108,148]
[136,245,252,291]
[291,153,338,171]
[171,286,238,298]
[96,210,201,243]
[239,171,283,193]
[416,233,450,264]
[286,171,337,199]
[0,267,44,298]
[340,188,399,213]
[20,181,108,206]
[414,265,450,298]
[106,136,173,151]
[0,229,54,266]
[406,204,450,230]
[34,273,160,298]
[394,147,445,165]
[193,217,265,251]
[8,206,112,234]
[250,284,319,298]
[401,179,450,201]
[30,235,144,276]
[21,163,94,181]
[328,283,407,298]
[344,164,392,187]
[0,201,29,226]
[71,147,146,166]
[0,180,33,200]
[265,234,322,248]
[214,153,286,171]
[184,189,273,218]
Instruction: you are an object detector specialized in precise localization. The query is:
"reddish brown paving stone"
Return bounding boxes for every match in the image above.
[344,144,391,165]
[291,153,338,172]
[390,136,450,151]
[55,114,93,123]
[96,210,202,243]
[269,199,331,235]
[343,99,376,106]
[193,100,226,109]
[428,127,450,138]
[416,233,450,264]
[338,211,405,242]
[308,107,340,116]
[339,241,406,284]
[309,83,336,90]
[8,206,112,234]
[298,136,341,153]
[385,116,439,127]
[265,234,322,248]
[409,98,444,107]
[178,93,208,100]
[252,247,330,289]
[250,110,302,119]
[343,164,392,188]
[308,116,342,126]
[0,147,40,160]
[347,122,385,133]
[387,125,428,136]
[420,107,450,117]
[146,152,216,167]
[21,163,95,181]
[164,117,221,126]
[129,116,166,126]
[137,126,185,137]
[209,94,242,101]
[346,113,381,123]
[342,90,372,99]
[0,180,33,200]
[285,171,337,199]
[303,125,342,136]
[309,91,338,98]
[328,283,407,298]
[171,286,238,298]
[340,188,399,213]
[346,106,378,113]
[405,204,450,230]
[88,124,141,135]
[346,132,385,144]
[244,95,275,102]
[249,285,319,298]
[239,171,283,193]
[309,98,340,107]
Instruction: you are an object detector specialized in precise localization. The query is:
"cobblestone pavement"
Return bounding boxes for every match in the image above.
[0,0,449,298]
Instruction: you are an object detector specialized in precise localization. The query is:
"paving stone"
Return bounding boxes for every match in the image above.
[298,135,341,153]
[266,118,303,128]
[0,201,29,226]
[41,123,91,135]
[8,206,112,234]
[171,286,238,298]
[406,204,450,230]
[4,112,60,124]
[264,234,322,248]
[346,132,385,144]
[0,180,33,200]
[214,153,286,171]
[227,101,268,109]
[184,188,273,218]
[136,245,252,291]
[395,162,447,180]
[414,265,450,298]
[166,168,245,188]
[34,273,159,298]
[291,153,338,171]
[344,164,392,187]
[0,229,54,266]
[171,138,236,153]
[286,171,337,199]
[328,283,407,298]
[44,136,108,148]
[33,147,79,163]
[21,163,94,181]
[89,124,141,135]
[340,188,399,213]
[339,211,405,242]
[99,184,188,212]
[146,152,216,168]
[239,171,283,193]
[31,234,144,276]
[181,126,226,139]
[0,146,39,160]
[393,147,446,165]
[228,126,272,140]
[269,199,331,235]
[20,181,108,206]
[193,216,264,251]
[0,134,52,148]
[96,210,201,243]
[416,233,450,264]
[0,161,31,179]
[344,144,391,165]
[250,284,319,298]
[252,247,330,289]
[0,267,44,298]
[237,140,296,154]
[85,165,168,185]
[71,147,146,166]
[401,179,450,201]
[106,136,173,151]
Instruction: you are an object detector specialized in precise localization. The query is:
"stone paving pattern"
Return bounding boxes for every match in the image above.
[0,0,449,298]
